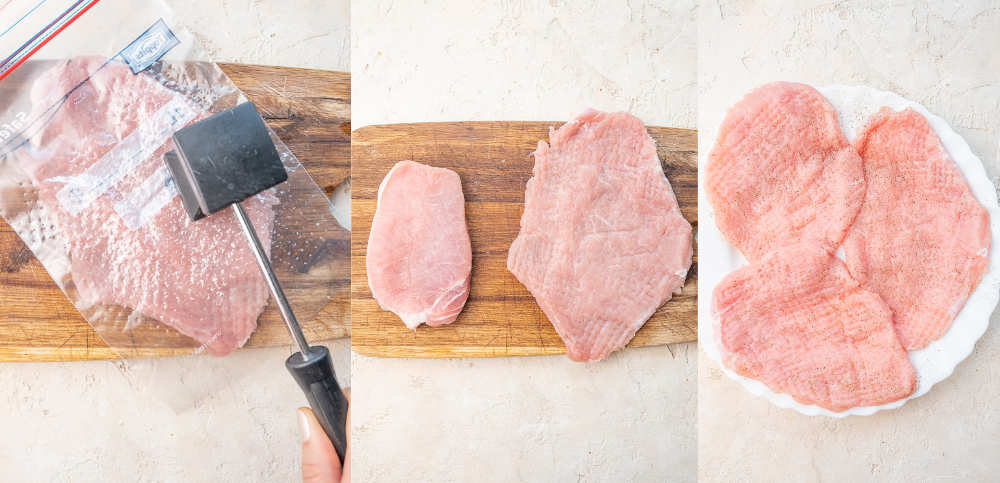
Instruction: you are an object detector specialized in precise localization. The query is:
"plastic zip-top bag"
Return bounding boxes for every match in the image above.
[0,0,349,358]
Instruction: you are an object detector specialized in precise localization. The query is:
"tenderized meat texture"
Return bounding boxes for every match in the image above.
[16,57,275,355]
[844,107,991,350]
[366,161,472,328]
[713,243,917,412]
[507,110,693,362]
[706,82,865,261]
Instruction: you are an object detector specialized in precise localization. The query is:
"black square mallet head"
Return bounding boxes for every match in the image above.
[162,102,347,464]
[165,101,288,221]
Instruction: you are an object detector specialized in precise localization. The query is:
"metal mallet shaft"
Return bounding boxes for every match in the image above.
[232,202,311,357]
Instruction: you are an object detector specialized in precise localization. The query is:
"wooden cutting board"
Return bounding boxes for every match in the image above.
[0,63,350,362]
[352,122,697,358]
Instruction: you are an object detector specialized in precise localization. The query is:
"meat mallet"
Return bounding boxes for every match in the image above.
[164,102,348,464]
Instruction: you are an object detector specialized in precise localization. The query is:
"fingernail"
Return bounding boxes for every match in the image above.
[297,409,311,443]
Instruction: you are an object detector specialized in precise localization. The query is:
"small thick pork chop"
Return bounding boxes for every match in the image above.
[16,57,274,355]
[844,107,990,350]
[367,161,472,328]
[507,110,693,362]
[706,82,865,261]
[713,243,917,412]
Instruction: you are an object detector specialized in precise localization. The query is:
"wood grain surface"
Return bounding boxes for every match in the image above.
[0,63,350,362]
[351,121,697,358]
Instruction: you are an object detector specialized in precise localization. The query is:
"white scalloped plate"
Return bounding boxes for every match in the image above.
[698,84,1000,417]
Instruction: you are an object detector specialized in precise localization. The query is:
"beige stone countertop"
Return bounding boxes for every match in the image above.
[352,1,697,481]
[698,2,1000,481]
[0,1,350,481]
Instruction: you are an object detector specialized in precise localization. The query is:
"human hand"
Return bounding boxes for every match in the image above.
[298,388,350,483]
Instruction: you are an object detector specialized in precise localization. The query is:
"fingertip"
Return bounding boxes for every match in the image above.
[298,407,343,483]
[296,407,312,443]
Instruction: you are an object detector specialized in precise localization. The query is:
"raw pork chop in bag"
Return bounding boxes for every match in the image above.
[14,57,276,355]
[0,2,347,358]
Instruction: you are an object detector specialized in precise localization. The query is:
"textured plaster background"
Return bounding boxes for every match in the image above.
[352,1,697,482]
[698,1,1000,482]
[0,1,350,482]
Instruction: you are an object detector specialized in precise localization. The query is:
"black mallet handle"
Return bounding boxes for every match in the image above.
[286,346,349,465]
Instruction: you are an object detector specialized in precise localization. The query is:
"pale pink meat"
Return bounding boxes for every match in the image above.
[366,161,472,328]
[17,57,274,355]
[713,243,917,412]
[507,110,693,362]
[706,82,865,261]
[844,107,991,350]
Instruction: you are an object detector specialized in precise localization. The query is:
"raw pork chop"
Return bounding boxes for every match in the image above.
[843,107,990,350]
[366,161,472,328]
[16,57,275,355]
[507,110,693,362]
[713,243,917,412]
[706,82,865,261]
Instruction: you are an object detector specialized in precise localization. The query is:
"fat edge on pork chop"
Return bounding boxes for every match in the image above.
[507,109,693,362]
